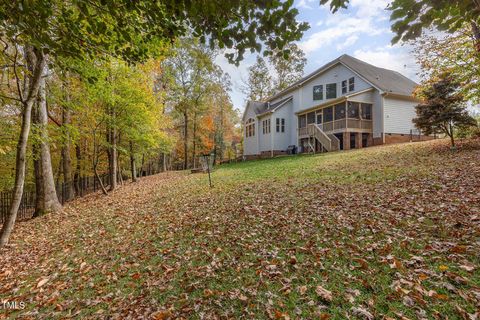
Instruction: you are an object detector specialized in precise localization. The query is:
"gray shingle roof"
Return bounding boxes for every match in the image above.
[339,54,417,96]
[249,96,292,116]
[267,54,417,102]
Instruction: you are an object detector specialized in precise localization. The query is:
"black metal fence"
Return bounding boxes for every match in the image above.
[0,173,114,224]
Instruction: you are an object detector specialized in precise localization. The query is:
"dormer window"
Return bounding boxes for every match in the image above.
[348,77,355,92]
[341,80,347,94]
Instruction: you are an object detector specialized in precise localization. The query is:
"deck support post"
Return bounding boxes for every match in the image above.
[343,132,351,150]
[356,132,363,149]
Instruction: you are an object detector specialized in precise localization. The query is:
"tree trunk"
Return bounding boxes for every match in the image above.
[449,123,456,147]
[73,142,82,195]
[93,130,108,195]
[183,111,188,170]
[192,112,197,169]
[118,157,124,186]
[471,22,480,53]
[139,153,145,178]
[130,142,137,182]
[107,106,117,191]
[61,104,74,200]
[32,66,62,217]
[0,47,46,248]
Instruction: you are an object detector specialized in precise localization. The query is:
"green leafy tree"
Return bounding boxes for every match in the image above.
[243,56,275,101]
[320,0,480,49]
[162,38,218,169]
[413,73,477,147]
[269,43,307,91]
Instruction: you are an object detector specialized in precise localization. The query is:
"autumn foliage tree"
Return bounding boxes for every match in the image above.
[0,0,309,247]
[414,73,477,148]
[414,25,480,104]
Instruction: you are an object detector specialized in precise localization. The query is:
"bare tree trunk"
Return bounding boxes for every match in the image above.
[449,123,456,148]
[183,111,188,170]
[130,142,137,182]
[32,67,62,217]
[138,153,145,178]
[107,106,117,191]
[61,104,74,200]
[118,156,124,186]
[73,142,82,195]
[93,130,108,195]
[0,47,46,248]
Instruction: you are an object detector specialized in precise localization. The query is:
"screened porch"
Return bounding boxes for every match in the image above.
[298,100,373,137]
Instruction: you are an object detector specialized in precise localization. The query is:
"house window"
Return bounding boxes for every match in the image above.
[276,118,285,133]
[326,83,337,99]
[349,77,355,92]
[341,80,347,94]
[323,106,333,122]
[313,85,323,100]
[262,119,271,134]
[334,102,346,120]
[347,102,360,119]
[361,103,372,120]
[245,118,255,137]
[307,112,316,124]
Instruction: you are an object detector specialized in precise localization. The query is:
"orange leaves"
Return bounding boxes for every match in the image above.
[439,265,449,272]
[151,310,172,320]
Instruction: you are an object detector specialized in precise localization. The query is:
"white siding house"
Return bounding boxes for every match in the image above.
[243,54,429,157]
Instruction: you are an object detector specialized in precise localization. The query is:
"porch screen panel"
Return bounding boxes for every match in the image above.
[323,107,333,122]
[361,103,372,120]
[348,102,360,119]
[334,102,346,120]
[298,114,306,128]
[307,112,315,124]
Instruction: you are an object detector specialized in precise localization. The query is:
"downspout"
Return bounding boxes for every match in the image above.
[381,92,386,144]
[297,87,303,148]
[256,117,260,155]
[271,115,274,157]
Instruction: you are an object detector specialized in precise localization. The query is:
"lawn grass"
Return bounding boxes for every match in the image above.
[0,139,479,319]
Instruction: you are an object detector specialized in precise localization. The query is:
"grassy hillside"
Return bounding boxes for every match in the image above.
[1,139,479,319]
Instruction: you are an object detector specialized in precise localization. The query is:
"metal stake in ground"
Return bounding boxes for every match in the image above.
[202,154,213,188]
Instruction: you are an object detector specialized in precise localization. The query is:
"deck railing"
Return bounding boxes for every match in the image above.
[298,118,372,136]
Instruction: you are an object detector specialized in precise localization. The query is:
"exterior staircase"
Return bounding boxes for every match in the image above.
[307,124,340,152]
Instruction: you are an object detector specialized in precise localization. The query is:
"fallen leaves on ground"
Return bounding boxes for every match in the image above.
[0,139,479,319]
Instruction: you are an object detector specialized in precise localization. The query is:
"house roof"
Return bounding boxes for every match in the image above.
[243,96,292,120]
[267,54,418,102]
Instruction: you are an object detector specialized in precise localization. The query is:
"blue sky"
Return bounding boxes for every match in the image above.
[217,0,419,112]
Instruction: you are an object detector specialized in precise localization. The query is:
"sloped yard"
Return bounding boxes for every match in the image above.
[1,139,479,319]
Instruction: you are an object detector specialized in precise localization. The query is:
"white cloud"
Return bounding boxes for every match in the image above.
[299,0,390,54]
[353,45,420,81]
[350,0,389,19]
[336,35,359,50]
[296,0,316,9]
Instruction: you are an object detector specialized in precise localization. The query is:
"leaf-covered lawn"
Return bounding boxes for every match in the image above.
[1,139,479,319]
